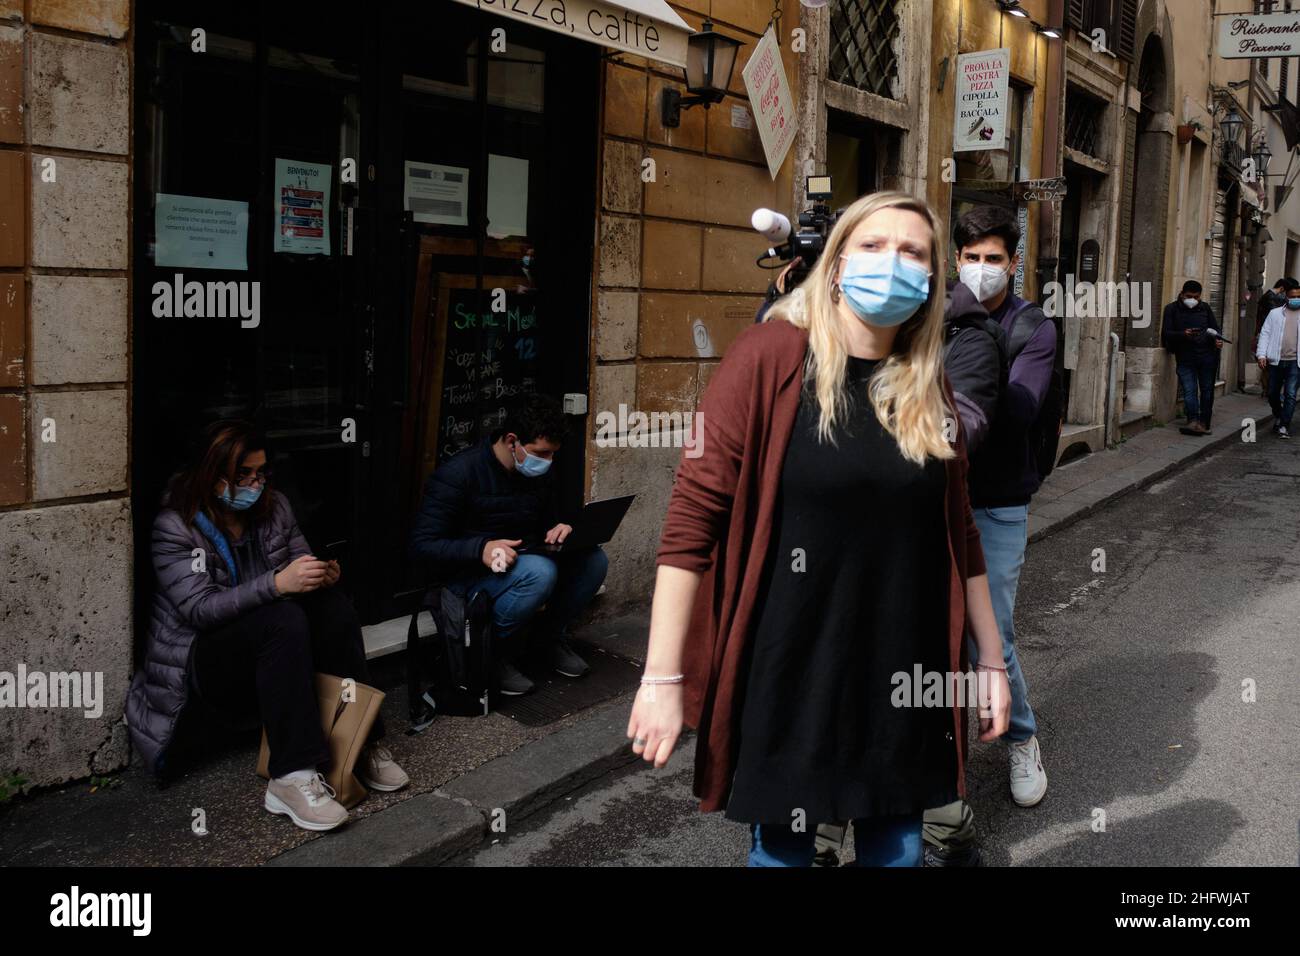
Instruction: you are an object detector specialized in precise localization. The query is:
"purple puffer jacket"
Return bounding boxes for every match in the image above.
[125,491,312,775]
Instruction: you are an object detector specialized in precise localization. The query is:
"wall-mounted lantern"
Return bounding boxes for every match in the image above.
[661,21,742,128]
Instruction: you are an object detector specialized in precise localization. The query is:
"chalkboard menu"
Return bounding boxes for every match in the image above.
[436,284,541,462]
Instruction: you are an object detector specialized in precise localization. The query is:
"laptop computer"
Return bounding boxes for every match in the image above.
[517,494,635,554]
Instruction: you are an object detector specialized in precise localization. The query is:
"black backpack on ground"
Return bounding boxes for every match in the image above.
[406,585,495,731]
[1005,300,1066,482]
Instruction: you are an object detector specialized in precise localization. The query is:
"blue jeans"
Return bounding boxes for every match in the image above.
[749,814,923,867]
[458,547,608,647]
[1176,354,1218,426]
[1267,360,1299,428]
[971,506,1037,743]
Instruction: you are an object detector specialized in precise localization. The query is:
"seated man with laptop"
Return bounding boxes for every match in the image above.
[410,393,627,696]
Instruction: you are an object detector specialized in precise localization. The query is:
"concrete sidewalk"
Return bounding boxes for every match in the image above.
[0,390,1271,867]
[1027,390,1272,543]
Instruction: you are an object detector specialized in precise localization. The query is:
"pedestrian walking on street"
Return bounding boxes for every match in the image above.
[1255,277,1300,438]
[1161,280,1223,436]
[922,206,1058,866]
[627,191,1010,867]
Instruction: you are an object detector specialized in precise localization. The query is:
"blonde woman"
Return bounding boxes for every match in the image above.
[627,192,1010,866]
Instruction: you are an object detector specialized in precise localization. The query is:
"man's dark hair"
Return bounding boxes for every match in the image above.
[492,393,567,446]
[1182,280,1203,294]
[953,206,1020,258]
[1272,277,1288,291]
[1285,278,1300,294]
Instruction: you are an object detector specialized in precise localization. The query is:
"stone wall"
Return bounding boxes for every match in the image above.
[588,1,795,611]
[0,0,132,788]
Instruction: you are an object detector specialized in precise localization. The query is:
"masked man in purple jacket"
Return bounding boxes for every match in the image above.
[924,206,1055,864]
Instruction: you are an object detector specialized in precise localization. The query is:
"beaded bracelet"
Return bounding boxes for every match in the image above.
[976,662,1008,672]
[640,674,684,685]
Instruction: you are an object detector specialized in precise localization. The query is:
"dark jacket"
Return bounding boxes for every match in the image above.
[125,491,311,775]
[943,282,1006,457]
[1161,299,1221,362]
[409,438,560,578]
[655,319,986,813]
[968,294,1058,509]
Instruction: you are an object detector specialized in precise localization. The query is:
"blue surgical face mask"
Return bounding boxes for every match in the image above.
[513,442,552,478]
[217,481,263,511]
[837,251,932,327]
[1288,298,1300,310]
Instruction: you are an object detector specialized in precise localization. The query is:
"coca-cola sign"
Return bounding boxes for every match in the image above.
[1218,12,1300,59]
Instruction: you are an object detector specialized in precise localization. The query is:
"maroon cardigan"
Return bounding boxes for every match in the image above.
[656,319,987,813]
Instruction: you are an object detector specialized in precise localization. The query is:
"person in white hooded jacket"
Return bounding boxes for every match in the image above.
[1255,278,1300,438]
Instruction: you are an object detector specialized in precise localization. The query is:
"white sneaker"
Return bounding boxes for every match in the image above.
[1008,736,1048,807]
[358,745,410,792]
[265,772,348,831]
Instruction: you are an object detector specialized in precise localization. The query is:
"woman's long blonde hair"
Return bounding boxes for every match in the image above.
[764,191,954,465]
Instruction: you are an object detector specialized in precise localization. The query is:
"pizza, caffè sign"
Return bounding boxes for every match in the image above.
[1218,12,1300,59]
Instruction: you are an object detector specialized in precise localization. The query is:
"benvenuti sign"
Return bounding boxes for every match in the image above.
[1218,12,1300,58]
[450,0,691,68]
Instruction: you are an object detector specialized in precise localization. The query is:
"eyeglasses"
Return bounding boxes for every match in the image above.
[234,467,271,488]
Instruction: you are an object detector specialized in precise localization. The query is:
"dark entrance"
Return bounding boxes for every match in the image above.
[132,1,599,636]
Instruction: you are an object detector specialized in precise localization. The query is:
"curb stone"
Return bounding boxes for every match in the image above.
[265,693,643,867]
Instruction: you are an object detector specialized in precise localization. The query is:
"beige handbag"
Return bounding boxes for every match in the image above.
[256,673,385,809]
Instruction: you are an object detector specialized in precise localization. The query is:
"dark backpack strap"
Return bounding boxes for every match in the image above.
[1005,299,1050,363]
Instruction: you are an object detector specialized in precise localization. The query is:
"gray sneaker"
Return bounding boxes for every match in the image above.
[550,639,589,678]
[264,773,348,832]
[496,661,535,696]
[358,745,410,792]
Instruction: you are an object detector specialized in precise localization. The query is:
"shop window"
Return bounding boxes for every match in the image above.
[954,84,1029,185]
[828,0,901,99]
[826,109,888,208]
[1064,87,1106,158]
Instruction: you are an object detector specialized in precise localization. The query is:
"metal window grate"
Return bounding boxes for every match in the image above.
[1065,88,1106,157]
[828,0,901,99]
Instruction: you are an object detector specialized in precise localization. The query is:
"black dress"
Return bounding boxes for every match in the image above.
[724,356,958,824]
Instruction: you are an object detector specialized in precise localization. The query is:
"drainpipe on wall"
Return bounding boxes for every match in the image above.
[1105,331,1121,447]
[1035,0,1066,297]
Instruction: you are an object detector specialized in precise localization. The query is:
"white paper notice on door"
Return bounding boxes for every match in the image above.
[487,154,529,239]
[274,158,331,255]
[404,161,470,226]
[155,193,249,270]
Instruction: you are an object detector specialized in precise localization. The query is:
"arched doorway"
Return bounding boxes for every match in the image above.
[1125,34,1171,353]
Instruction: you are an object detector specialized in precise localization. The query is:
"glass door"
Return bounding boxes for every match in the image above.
[133,1,378,624]
[373,3,599,620]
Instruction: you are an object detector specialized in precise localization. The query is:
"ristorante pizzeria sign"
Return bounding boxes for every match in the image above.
[450,0,690,68]
[1218,12,1300,58]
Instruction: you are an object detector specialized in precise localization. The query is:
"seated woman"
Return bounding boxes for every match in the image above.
[126,420,408,832]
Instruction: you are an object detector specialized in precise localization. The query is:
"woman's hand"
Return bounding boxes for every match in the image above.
[977,667,1011,742]
[274,554,329,595]
[626,681,683,768]
[322,559,341,587]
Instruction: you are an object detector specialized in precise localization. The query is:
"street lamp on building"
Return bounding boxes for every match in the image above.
[1252,140,1273,179]
[661,21,742,128]
[1220,107,1245,160]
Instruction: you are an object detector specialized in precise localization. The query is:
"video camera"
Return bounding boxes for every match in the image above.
[753,175,839,301]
